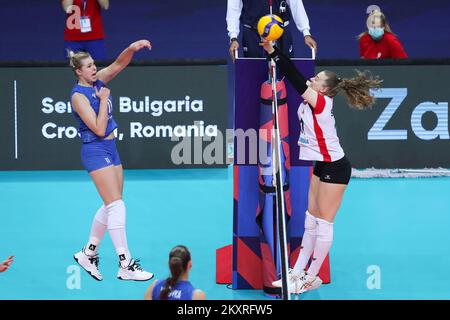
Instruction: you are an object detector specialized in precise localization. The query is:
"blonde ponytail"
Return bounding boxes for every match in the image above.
[67,50,91,74]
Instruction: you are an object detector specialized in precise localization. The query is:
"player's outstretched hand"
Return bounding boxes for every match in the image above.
[259,39,275,54]
[130,40,152,52]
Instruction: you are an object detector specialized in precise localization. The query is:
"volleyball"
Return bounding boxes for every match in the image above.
[257,14,284,41]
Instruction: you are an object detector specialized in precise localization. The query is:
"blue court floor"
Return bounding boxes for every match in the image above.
[1,167,449,300]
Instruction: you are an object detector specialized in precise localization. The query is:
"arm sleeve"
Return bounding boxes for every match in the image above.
[286,0,311,37]
[226,0,243,39]
[359,35,368,58]
[268,46,308,95]
[389,36,408,58]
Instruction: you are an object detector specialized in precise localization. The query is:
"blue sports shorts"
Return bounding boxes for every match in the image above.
[80,138,121,173]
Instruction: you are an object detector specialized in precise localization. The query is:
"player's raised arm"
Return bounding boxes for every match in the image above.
[97,39,152,84]
[260,40,319,108]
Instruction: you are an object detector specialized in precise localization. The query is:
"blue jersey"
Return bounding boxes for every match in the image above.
[152,280,196,300]
[70,80,117,143]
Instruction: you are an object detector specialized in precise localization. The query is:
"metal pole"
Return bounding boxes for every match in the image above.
[269,56,291,301]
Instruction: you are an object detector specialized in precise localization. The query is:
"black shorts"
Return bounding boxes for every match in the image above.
[313,156,352,185]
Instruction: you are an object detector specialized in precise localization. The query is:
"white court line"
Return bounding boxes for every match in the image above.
[14,80,18,159]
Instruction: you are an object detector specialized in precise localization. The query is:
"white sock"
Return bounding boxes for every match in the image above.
[306,217,334,277]
[106,199,131,266]
[85,205,108,256]
[293,211,317,273]
[109,230,131,267]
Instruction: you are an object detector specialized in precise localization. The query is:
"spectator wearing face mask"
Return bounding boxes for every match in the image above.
[358,9,407,59]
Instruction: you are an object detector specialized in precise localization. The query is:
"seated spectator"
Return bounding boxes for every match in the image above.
[358,9,407,59]
[144,246,206,300]
[0,256,14,273]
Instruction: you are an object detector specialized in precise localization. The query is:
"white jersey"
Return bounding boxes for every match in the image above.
[297,94,345,162]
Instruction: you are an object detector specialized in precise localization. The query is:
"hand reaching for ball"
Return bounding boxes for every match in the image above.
[259,39,275,54]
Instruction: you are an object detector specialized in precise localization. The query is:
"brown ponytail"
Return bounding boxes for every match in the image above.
[159,245,191,300]
[323,70,382,110]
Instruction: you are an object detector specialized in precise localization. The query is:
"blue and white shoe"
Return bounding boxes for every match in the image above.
[73,248,102,281]
[117,258,154,281]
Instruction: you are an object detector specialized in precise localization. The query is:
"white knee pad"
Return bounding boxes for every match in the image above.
[94,205,108,225]
[106,199,126,230]
[304,210,318,234]
[316,218,334,242]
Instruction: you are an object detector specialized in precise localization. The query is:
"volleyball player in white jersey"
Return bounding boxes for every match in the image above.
[261,40,382,294]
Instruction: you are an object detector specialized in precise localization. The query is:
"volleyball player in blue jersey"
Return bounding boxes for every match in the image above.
[69,40,154,281]
[144,246,206,300]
